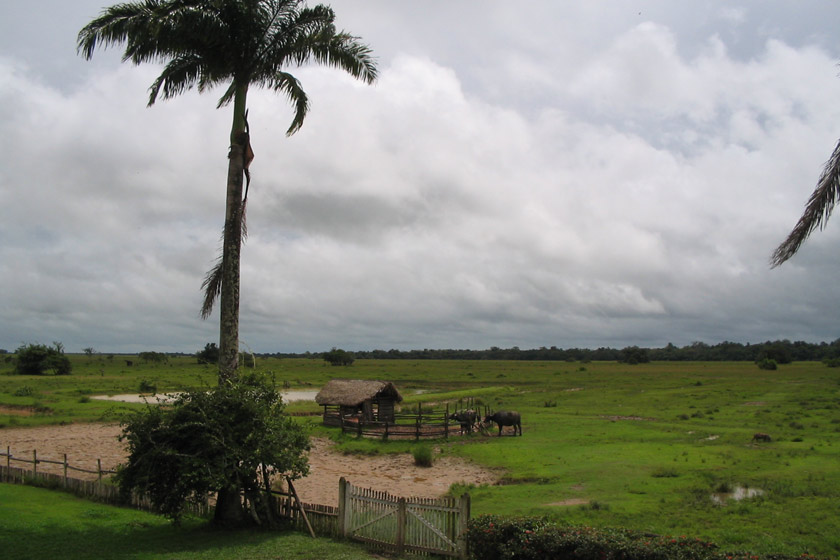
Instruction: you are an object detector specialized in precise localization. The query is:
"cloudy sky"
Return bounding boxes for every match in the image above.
[2,1,839,354]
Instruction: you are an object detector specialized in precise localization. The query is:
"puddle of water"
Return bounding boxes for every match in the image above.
[92,389,319,404]
[711,486,764,505]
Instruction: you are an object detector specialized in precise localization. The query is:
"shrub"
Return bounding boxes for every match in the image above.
[412,444,433,467]
[465,515,819,560]
[13,386,36,397]
[138,379,157,394]
[14,343,71,375]
[757,358,777,370]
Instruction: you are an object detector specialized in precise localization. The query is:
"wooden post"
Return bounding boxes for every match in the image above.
[337,477,347,537]
[445,403,449,439]
[396,497,406,555]
[63,454,68,487]
[97,459,103,484]
[32,450,37,475]
[287,477,316,538]
[6,446,9,469]
[356,418,362,438]
[457,493,471,559]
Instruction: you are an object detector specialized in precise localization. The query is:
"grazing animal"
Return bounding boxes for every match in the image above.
[752,432,772,443]
[449,409,478,434]
[484,410,522,436]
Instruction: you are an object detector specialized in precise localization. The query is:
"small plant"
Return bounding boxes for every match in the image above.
[715,481,733,493]
[651,467,680,478]
[412,444,434,467]
[544,399,557,408]
[13,386,36,397]
[78,396,91,403]
[138,379,157,394]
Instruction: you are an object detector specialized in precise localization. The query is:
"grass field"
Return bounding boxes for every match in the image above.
[1,355,839,557]
[0,483,376,560]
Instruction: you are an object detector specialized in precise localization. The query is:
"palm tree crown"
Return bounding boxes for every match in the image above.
[78,0,377,135]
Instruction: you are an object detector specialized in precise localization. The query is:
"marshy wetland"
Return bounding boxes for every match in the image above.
[1,356,839,557]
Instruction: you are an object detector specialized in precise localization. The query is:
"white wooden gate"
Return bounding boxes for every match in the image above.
[338,477,470,558]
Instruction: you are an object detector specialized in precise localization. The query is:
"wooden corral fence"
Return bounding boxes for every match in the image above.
[1,446,471,558]
[338,477,470,558]
[338,401,491,440]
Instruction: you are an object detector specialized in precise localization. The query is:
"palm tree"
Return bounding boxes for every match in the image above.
[771,138,840,267]
[78,0,377,381]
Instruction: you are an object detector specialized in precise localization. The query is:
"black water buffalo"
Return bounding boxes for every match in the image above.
[484,411,522,436]
[449,410,478,434]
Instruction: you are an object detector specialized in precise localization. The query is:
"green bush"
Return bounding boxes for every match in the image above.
[138,379,157,393]
[13,386,36,397]
[465,516,821,560]
[412,444,433,467]
[14,343,71,375]
[757,358,777,371]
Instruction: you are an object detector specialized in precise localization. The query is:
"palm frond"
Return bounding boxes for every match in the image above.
[201,253,224,320]
[771,137,840,267]
[268,71,309,135]
[147,53,204,105]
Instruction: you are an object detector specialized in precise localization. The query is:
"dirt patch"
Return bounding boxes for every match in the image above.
[0,424,499,506]
[0,406,35,417]
[546,498,588,507]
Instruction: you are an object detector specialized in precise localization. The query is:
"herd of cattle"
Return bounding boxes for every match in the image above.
[449,409,522,436]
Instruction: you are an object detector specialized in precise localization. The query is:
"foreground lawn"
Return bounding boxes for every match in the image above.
[0,484,375,560]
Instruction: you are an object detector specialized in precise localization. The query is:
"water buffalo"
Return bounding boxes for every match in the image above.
[449,409,478,434]
[484,411,522,436]
[752,432,772,443]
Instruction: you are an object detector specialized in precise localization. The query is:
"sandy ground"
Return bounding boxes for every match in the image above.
[0,424,499,506]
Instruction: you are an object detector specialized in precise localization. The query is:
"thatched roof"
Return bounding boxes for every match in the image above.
[315,379,403,406]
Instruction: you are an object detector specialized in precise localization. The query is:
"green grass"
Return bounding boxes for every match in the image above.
[2,356,840,556]
[0,483,376,560]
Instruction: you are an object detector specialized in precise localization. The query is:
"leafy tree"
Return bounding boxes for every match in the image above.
[196,342,220,365]
[618,345,650,365]
[14,343,72,375]
[115,373,309,525]
[771,134,840,266]
[83,347,96,358]
[323,347,354,366]
[79,0,377,383]
[139,351,168,364]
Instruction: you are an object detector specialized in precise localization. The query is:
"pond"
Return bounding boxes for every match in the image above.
[711,485,764,505]
[91,389,320,404]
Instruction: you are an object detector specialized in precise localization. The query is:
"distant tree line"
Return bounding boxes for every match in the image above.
[263,339,840,364]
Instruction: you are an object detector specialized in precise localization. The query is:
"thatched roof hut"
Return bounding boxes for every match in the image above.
[316,379,402,424]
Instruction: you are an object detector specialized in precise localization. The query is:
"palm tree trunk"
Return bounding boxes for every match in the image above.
[218,83,249,383]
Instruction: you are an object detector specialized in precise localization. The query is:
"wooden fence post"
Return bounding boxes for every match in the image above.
[5,446,9,469]
[458,493,471,559]
[33,450,37,475]
[445,403,449,439]
[396,497,406,555]
[63,454,68,487]
[337,477,347,537]
[97,459,102,484]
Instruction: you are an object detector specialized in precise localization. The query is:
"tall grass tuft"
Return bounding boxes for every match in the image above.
[412,444,434,467]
